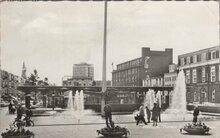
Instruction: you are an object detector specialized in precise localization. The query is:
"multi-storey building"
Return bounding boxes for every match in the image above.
[73,62,94,80]
[0,70,20,97]
[164,64,178,87]
[112,47,173,86]
[178,46,220,104]
[62,63,94,86]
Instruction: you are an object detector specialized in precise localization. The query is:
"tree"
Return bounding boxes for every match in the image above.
[25,69,39,85]
[25,70,49,86]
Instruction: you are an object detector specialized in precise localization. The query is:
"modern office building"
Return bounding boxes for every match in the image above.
[112,47,173,86]
[62,63,94,86]
[178,46,220,104]
[73,62,94,80]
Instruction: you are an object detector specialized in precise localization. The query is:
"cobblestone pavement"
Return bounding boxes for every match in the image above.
[1,107,220,138]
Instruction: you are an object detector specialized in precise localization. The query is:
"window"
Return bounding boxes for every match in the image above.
[212,51,216,59]
[202,67,206,82]
[192,69,197,83]
[186,70,191,84]
[197,54,201,62]
[180,58,185,66]
[207,52,211,60]
[187,57,191,64]
[201,53,206,61]
[212,90,215,102]
[210,66,216,82]
[194,91,197,102]
[193,55,197,63]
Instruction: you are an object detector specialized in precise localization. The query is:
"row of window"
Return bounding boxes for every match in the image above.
[185,65,220,84]
[113,68,139,79]
[180,50,219,66]
[164,76,176,82]
[190,90,216,103]
[114,76,139,83]
[117,58,142,70]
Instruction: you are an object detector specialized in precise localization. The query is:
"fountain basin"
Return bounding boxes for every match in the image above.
[97,126,129,137]
[180,123,210,135]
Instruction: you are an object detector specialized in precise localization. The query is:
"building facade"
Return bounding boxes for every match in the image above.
[178,46,220,104]
[112,47,173,86]
[62,76,94,86]
[143,76,164,87]
[94,80,111,86]
[0,70,21,98]
[62,63,94,86]
[164,64,178,87]
[73,62,94,80]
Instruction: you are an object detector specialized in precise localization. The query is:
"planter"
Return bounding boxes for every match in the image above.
[180,123,210,135]
[2,134,34,138]
[97,126,129,137]
[182,127,209,134]
[97,131,127,137]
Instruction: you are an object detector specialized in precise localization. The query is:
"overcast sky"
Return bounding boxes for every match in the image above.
[1,1,219,85]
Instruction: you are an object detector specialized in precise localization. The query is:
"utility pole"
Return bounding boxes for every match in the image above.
[101,0,108,115]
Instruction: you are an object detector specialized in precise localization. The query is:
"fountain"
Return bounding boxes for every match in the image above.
[167,70,187,114]
[144,89,155,110]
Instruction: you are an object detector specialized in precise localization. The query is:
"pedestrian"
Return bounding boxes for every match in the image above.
[145,106,151,123]
[136,104,147,125]
[25,108,33,126]
[16,104,23,120]
[104,104,112,128]
[193,106,200,124]
[156,104,161,122]
[151,103,158,126]
[8,102,13,114]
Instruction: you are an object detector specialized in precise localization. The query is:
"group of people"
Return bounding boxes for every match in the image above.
[8,102,33,126]
[136,103,161,126]
[97,103,200,129]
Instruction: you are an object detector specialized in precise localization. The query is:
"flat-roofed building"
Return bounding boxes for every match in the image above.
[178,46,220,104]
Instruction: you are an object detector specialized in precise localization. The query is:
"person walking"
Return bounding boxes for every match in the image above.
[8,102,13,114]
[145,106,151,123]
[193,106,200,124]
[151,103,158,126]
[156,104,161,122]
[16,105,23,120]
[136,104,147,125]
[104,104,112,128]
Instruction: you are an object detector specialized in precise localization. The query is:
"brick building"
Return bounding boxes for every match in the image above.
[112,47,173,86]
[178,46,220,104]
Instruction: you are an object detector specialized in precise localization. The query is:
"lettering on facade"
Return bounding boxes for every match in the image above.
[144,56,150,73]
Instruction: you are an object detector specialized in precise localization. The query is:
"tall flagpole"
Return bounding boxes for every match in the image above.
[101,0,108,114]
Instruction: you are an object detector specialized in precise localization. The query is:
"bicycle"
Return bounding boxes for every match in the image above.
[13,116,34,127]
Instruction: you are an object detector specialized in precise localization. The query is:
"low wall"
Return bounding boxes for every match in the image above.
[187,104,220,113]
[85,104,141,113]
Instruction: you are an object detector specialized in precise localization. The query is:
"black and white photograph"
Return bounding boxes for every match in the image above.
[0,0,219,138]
